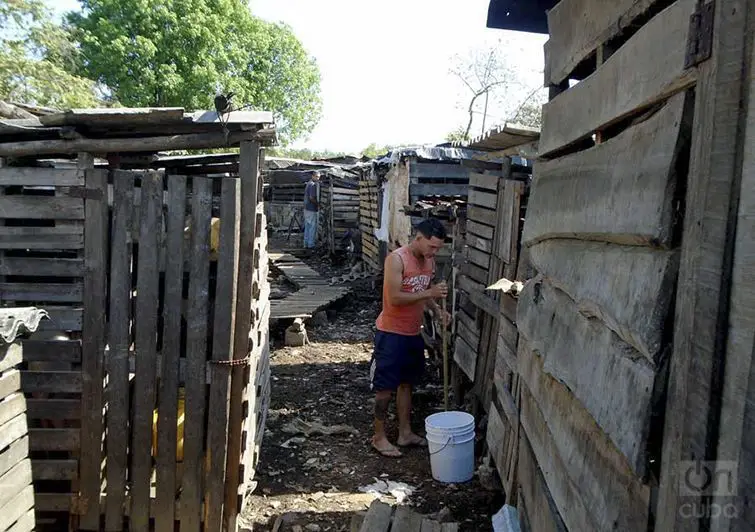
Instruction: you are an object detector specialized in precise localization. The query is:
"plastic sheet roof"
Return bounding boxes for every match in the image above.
[0,308,48,344]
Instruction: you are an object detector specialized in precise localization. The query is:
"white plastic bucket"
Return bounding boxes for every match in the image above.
[425,411,475,483]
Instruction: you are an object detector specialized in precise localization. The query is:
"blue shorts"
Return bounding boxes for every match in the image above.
[370,330,426,391]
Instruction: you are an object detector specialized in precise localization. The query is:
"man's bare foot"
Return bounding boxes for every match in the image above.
[372,435,402,458]
[397,432,427,447]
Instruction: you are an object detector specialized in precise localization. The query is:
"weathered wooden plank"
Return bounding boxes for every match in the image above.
[0,368,20,401]
[469,172,499,192]
[465,233,492,254]
[29,428,79,451]
[486,401,508,477]
[130,170,163,532]
[205,178,241,530]
[104,169,133,531]
[0,414,26,452]
[78,163,107,529]
[20,371,82,393]
[453,335,477,381]
[539,0,697,156]
[498,180,522,264]
[458,275,498,317]
[0,343,22,374]
[0,460,31,502]
[466,220,494,240]
[0,282,82,302]
[31,459,78,480]
[0,435,28,478]
[392,506,424,532]
[456,318,479,351]
[19,340,79,364]
[466,247,490,269]
[409,183,468,197]
[529,240,678,361]
[517,278,655,476]
[544,0,660,86]
[152,175,186,532]
[527,91,688,246]
[225,140,260,530]
[181,176,212,531]
[409,161,469,181]
[0,484,34,532]
[26,398,80,420]
[467,205,497,227]
[0,166,82,186]
[468,189,497,210]
[359,500,393,532]
[518,341,650,531]
[461,261,487,285]
[658,2,753,528]
[0,225,84,249]
[0,257,84,277]
[34,492,75,512]
[516,429,567,532]
[4,507,34,532]
[0,196,84,220]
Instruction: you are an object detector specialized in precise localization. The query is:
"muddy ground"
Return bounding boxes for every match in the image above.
[240,243,502,531]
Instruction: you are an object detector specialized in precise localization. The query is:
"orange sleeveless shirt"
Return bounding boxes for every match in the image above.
[376,246,435,336]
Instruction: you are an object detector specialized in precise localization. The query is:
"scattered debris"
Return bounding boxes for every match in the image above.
[486,277,524,296]
[281,417,359,437]
[492,505,521,532]
[477,456,502,491]
[280,436,307,448]
[358,478,416,504]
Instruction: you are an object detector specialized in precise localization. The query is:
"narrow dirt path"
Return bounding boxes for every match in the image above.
[240,255,500,532]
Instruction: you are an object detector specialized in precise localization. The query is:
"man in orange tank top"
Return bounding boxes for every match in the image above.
[370,218,450,458]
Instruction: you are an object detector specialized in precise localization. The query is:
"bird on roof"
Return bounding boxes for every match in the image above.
[214,92,234,115]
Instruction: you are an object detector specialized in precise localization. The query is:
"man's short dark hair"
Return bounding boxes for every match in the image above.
[416,218,447,240]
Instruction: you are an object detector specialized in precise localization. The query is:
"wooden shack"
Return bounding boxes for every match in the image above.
[0,308,47,532]
[480,0,755,530]
[0,106,275,532]
[361,146,477,275]
[264,160,362,252]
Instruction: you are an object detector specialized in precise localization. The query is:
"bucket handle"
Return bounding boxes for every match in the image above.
[428,435,453,456]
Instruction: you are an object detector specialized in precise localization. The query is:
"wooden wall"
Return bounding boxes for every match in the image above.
[358,177,382,271]
[0,341,35,532]
[0,142,271,531]
[320,177,359,252]
[498,0,755,530]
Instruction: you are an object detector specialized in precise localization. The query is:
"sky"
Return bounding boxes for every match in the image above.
[50,0,547,154]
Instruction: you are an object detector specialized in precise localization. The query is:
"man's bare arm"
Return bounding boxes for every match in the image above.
[384,253,446,306]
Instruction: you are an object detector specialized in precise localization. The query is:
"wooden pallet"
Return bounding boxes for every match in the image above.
[353,501,459,532]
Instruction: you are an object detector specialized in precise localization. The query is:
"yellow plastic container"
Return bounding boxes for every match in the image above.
[152,389,185,462]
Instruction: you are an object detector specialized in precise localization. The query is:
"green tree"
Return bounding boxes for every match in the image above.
[359,143,395,159]
[0,0,103,108]
[445,126,469,144]
[68,0,322,143]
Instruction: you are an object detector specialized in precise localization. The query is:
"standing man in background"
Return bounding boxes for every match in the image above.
[370,218,450,458]
[303,171,320,249]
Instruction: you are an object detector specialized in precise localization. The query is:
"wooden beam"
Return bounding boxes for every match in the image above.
[539,0,697,156]
[0,130,259,157]
[658,0,755,529]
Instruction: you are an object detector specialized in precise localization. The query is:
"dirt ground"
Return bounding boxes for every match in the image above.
[239,243,502,531]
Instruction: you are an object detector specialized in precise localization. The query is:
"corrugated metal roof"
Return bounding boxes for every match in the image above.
[0,307,48,344]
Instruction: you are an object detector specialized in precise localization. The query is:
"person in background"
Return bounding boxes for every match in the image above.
[303,171,320,248]
[370,218,450,458]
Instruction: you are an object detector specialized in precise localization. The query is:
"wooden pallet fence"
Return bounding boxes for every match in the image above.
[321,178,359,252]
[359,178,382,271]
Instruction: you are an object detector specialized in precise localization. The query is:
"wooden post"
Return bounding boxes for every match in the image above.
[224,140,260,531]
[78,153,107,530]
[329,179,335,253]
[657,1,753,529]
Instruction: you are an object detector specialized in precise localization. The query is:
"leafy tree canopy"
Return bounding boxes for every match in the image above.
[68,0,322,143]
[0,0,103,108]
